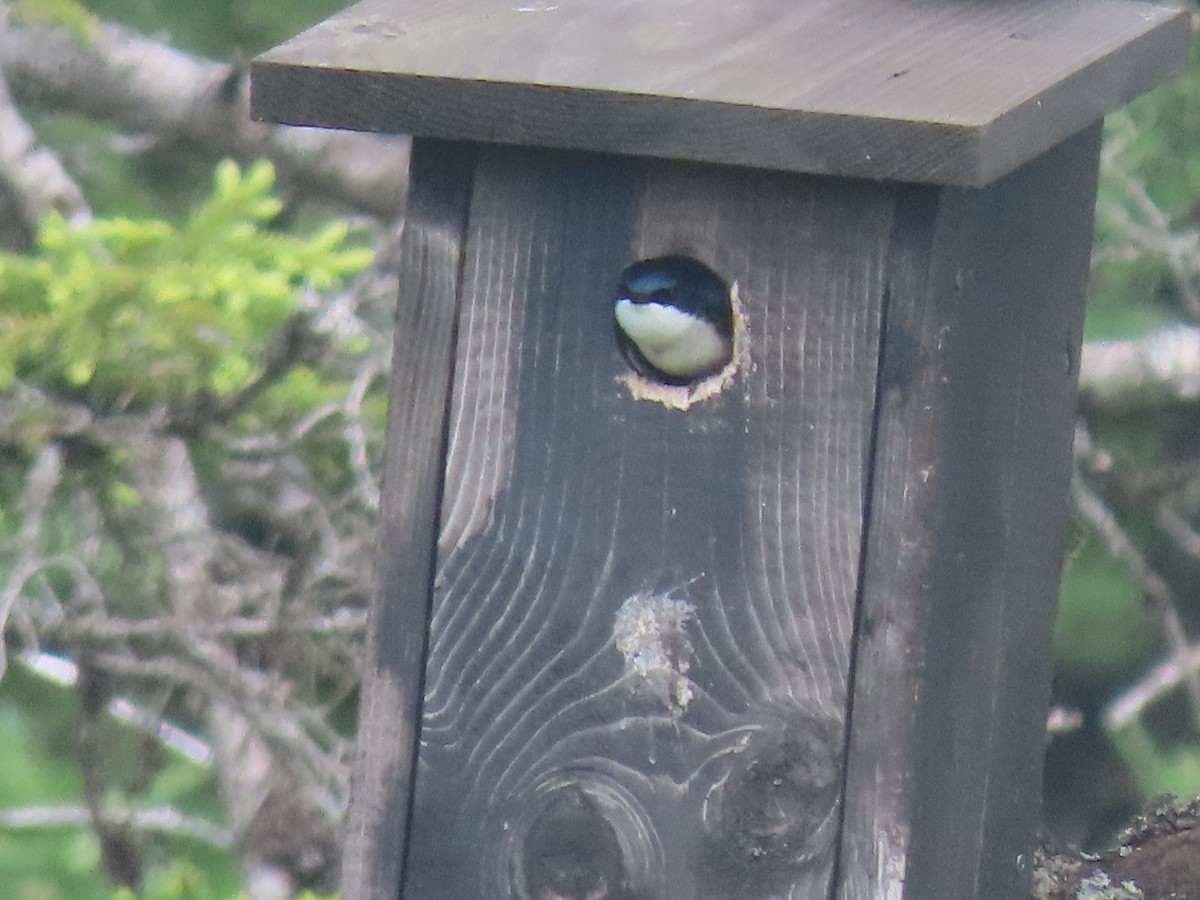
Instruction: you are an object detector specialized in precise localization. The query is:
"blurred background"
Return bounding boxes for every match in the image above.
[0,1,1198,898]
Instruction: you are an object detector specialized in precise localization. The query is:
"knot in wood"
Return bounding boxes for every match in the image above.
[702,713,841,890]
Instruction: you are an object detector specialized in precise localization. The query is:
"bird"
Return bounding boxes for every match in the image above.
[613,255,734,386]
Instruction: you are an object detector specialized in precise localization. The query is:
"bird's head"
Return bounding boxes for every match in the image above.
[613,256,733,385]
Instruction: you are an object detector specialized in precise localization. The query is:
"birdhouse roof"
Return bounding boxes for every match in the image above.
[251,0,1187,186]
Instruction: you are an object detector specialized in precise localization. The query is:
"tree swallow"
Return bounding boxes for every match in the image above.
[613,255,734,385]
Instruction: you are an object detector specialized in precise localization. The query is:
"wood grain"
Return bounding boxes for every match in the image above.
[250,0,1186,186]
[395,147,894,899]
[837,124,1103,899]
[339,139,475,900]
[341,98,1107,900]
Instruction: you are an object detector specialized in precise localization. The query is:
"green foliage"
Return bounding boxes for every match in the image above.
[0,3,386,896]
[1087,38,1200,340]
[9,0,99,41]
[1105,38,1200,221]
[27,113,220,224]
[1062,25,1200,830]
[110,862,239,900]
[1056,544,1158,683]
[0,681,94,900]
[78,0,348,57]
[110,859,337,899]
[1109,718,1200,800]
[0,158,375,897]
[0,664,241,900]
[0,159,373,415]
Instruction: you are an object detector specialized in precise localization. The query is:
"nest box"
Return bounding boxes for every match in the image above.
[251,1,1188,897]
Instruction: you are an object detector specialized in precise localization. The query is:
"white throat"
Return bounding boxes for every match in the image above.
[615,299,728,379]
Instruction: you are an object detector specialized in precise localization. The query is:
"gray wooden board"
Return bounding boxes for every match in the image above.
[250,0,1187,186]
[395,145,894,898]
[837,124,1102,899]
[339,140,475,900]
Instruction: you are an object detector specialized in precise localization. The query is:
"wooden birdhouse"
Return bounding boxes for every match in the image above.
[251,2,1188,897]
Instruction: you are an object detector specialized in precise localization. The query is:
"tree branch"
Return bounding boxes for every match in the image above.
[0,444,68,679]
[0,804,233,848]
[35,609,367,642]
[0,60,89,246]
[1099,137,1200,324]
[1079,325,1200,412]
[0,16,408,217]
[1073,424,1200,732]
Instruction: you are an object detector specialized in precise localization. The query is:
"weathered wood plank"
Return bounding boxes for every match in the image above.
[398,146,894,898]
[250,0,1186,186]
[339,139,475,900]
[837,124,1102,899]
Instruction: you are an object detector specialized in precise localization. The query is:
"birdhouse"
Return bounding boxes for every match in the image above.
[251,2,1188,897]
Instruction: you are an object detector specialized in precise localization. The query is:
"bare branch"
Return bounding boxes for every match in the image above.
[0,444,68,678]
[36,609,367,642]
[1073,425,1200,732]
[85,645,349,812]
[1105,642,1200,731]
[1100,141,1200,324]
[342,357,386,512]
[0,143,392,888]
[1079,325,1200,411]
[172,312,329,434]
[0,804,233,849]
[1157,506,1200,562]
[0,17,408,217]
[0,62,89,244]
